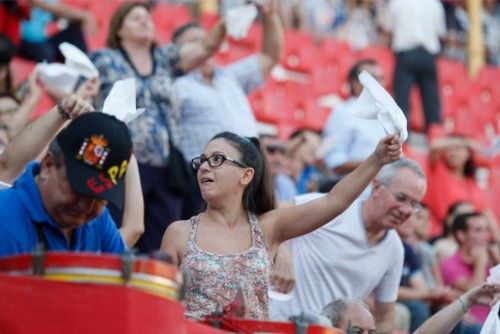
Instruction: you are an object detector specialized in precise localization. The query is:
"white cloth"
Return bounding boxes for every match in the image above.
[102,78,144,124]
[385,0,446,54]
[323,97,386,171]
[36,62,79,94]
[59,42,99,79]
[352,70,408,143]
[225,4,258,39]
[480,302,500,334]
[269,193,404,319]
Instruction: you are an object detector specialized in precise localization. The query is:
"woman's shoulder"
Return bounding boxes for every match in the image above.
[166,219,192,234]
[90,47,122,62]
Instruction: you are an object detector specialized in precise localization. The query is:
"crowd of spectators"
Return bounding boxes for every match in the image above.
[0,1,500,333]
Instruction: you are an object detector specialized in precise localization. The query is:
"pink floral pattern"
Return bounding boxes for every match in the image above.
[181,213,271,320]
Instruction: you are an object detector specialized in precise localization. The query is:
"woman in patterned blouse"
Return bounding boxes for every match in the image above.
[161,131,402,320]
[91,2,226,254]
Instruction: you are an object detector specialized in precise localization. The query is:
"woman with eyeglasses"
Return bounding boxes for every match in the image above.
[161,131,402,320]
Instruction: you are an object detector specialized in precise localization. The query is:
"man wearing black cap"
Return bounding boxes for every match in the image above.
[0,112,133,256]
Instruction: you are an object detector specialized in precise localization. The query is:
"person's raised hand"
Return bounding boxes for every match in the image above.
[59,95,94,120]
[74,78,101,103]
[254,0,277,16]
[374,134,402,166]
[464,283,500,307]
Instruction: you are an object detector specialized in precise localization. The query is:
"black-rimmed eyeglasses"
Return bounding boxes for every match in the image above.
[191,153,248,171]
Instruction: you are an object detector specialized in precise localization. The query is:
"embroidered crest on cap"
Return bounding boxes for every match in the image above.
[76,135,110,169]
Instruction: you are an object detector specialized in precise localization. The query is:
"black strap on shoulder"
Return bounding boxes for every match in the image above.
[34,223,49,251]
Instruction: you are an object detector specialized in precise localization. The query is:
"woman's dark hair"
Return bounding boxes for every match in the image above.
[211,132,276,215]
[106,1,152,49]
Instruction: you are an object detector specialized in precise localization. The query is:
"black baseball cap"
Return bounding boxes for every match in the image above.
[56,112,132,208]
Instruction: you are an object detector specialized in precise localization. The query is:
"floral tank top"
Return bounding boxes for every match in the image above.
[180,213,271,320]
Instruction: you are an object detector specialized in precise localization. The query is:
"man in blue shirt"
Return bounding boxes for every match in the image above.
[0,112,132,256]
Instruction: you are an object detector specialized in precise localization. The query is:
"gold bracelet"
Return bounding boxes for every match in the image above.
[458,296,469,313]
[57,101,70,120]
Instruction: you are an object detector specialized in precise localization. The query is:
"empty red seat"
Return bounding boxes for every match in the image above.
[10,57,36,86]
[281,30,317,74]
[151,2,192,43]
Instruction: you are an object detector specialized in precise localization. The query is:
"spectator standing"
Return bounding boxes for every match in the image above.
[172,0,283,219]
[91,1,227,254]
[18,0,97,62]
[322,59,386,180]
[383,0,446,132]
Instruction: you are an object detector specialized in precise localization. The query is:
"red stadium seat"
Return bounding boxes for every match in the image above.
[315,37,353,99]
[281,30,317,74]
[151,2,192,43]
[10,57,36,86]
[475,66,500,103]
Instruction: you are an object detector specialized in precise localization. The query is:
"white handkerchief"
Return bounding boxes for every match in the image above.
[59,42,99,79]
[37,62,79,94]
[487,264,500,284]
[0,181,11,190]
[226,4,258,40]
[102,78,144,123]
[351,70,408,143]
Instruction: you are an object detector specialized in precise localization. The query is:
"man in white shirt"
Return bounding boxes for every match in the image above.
[270,158,427,334]
[322,59,386,178]
[383,0,446,131]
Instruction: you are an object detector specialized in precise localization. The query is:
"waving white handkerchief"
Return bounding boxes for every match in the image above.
[226,4,258,39]
[59,42,99,79]
[487,264,500,284]
[37,62,79,94]
[351,70,408,143]
[102,78,144,123]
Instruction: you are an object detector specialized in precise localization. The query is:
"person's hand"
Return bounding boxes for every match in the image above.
[254,0,277,16]
[24,70,42,102]
[59,95,94,119]
[271,245,295,293]
[431,286,456,304]
[74,78,100,103]
[374,134,402,165]
[463,283,500,307]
